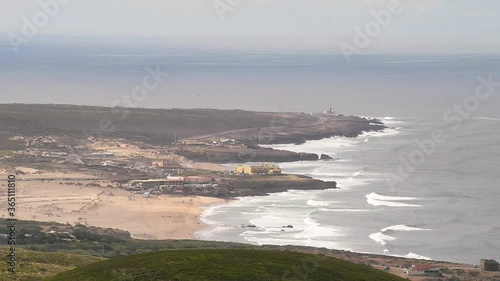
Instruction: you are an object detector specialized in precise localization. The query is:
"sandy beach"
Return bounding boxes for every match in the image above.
[0,167,225,240]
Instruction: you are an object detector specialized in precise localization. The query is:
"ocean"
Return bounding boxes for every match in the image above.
[1,38,499,264]
[196,116,500,264]
[197,116,500,264]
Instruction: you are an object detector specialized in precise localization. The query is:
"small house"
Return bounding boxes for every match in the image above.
[234,164,282,175]
[481,259,500,272]
[405,265,442,277]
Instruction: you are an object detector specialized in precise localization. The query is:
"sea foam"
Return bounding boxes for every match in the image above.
[319,208,371,212]
[295,217,344,238]
[381,224,431,232]
[369,224,431,245]
[473,116,500,121]
[306,199,335,207]
[368,232,396,245]
[365,192,421,207]
[405,252,432,260]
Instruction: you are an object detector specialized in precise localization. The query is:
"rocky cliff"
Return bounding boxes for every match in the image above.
[210,174,337,197]
[174,147,319,163]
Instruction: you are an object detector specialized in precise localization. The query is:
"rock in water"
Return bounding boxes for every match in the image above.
[320,154,333,160]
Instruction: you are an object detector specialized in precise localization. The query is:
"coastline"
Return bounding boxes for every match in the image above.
[0,106,388,242]
[3,114,497,279]
[195,120,496,267]
[192,123,395,240]
[0,169,226,240]
[195,122,405,253]
[0,115,393,242]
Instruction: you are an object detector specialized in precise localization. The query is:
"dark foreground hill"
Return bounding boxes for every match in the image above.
[46,249,406,281]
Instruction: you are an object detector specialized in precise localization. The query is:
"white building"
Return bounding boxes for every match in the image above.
[405,265,442,277]
[42,151,68,158]
[90,152,115,157]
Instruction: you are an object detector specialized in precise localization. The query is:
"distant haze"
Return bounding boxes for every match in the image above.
[1,38,499,118]
[1,0,499,117]
[1,0,499,52]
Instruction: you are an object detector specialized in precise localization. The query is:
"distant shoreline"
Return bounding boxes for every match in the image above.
[0,103,385,245]
[0,103,385,146]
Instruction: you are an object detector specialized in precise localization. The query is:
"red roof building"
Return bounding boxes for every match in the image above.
[405,264,442,277]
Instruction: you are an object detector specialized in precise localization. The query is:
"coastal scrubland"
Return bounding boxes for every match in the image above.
[0,104,383,145]
[46,249,407,281]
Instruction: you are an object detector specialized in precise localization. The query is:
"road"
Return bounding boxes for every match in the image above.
[183,115,328,141]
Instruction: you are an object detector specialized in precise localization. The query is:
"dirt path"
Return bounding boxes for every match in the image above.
[185,115,327,141]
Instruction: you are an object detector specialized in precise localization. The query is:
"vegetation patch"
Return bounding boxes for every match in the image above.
[0,139,24,151]
[0,248,104,281]
[47,249,407,281]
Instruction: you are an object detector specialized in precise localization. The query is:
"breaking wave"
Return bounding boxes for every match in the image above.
[473,116,500,121]
[306,199,334,207]
[365,192,421,207]
[370,224,431,246]
[405,252,432,260]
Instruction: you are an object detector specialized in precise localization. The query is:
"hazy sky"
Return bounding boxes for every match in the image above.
[1,1,500,114]
[1,0,499,52]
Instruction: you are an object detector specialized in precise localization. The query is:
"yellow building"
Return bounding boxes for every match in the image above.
[234,164,282,175]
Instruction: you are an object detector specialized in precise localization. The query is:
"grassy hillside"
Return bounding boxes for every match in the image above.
[0,248,104,281]
[0,104,381,145]
[0,219,258,258]
[0,104,296,145]
[47,249,407,281]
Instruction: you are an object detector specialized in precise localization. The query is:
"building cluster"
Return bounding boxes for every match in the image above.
[234,164,282,175]
[89,152,115,157]
[100,160,129,167]
[152,160,182,169]
[405,265,442,277]
[42,151,68,158]
[24,136,56,147]
[41,150,115,160]
[323,107,336,115]
[127,175,217,196]
[404,260,500,277]
[128,176,215,191]
[181,138,238,147]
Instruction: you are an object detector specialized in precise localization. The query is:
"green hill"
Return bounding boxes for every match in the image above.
[0,248,104,281]
[47,249,407,281]
[0,104,380,145]
[0,104,291,145]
